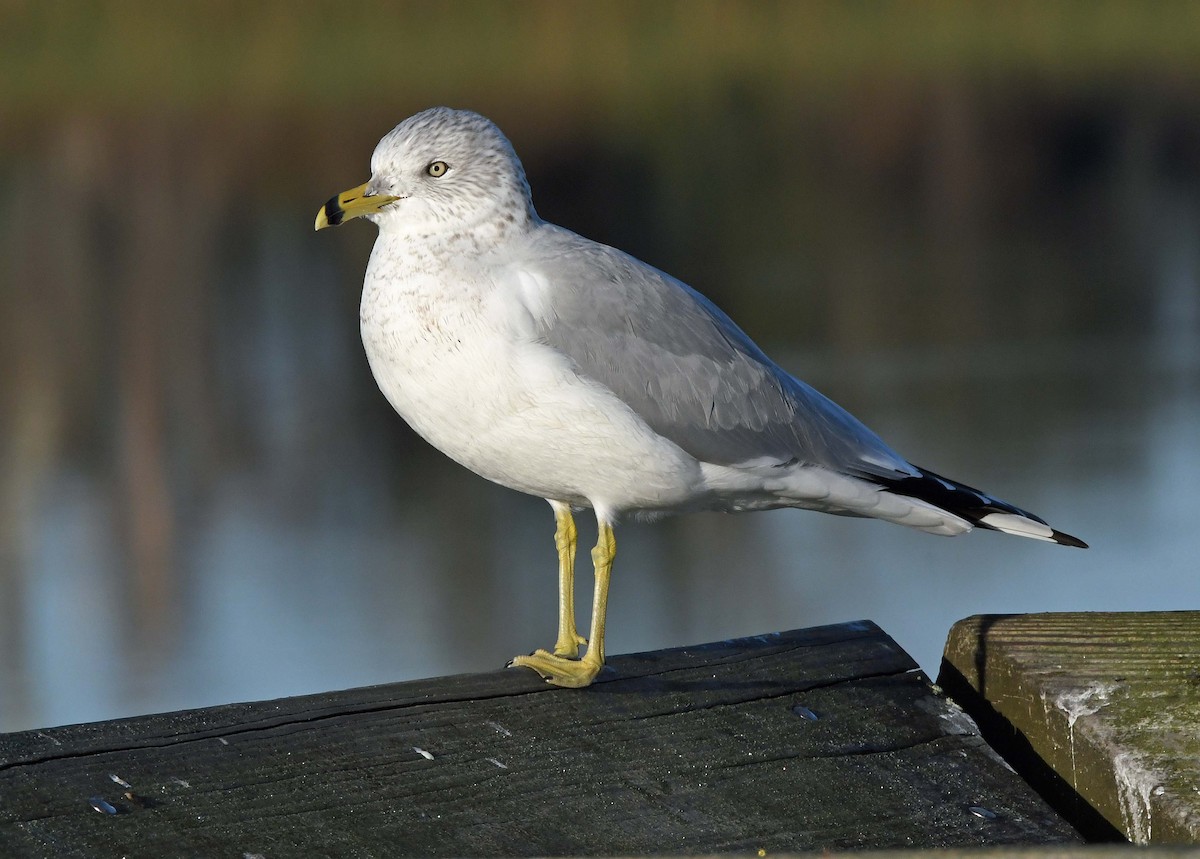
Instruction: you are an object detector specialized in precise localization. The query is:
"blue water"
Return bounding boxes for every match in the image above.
[3,94,1199,732]
[5,330,1196,732]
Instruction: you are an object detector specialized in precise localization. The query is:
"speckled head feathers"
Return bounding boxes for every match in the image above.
[366,107,536,234]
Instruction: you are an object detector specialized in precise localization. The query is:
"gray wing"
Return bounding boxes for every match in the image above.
[523,226,917,478]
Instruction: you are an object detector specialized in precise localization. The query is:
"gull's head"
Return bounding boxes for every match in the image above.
[315,107,535,235]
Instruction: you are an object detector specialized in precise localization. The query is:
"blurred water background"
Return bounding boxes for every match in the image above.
[2,2,1199,732]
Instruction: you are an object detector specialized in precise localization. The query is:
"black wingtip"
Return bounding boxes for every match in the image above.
[1051,530,1089,549]
[873,464,1087,548]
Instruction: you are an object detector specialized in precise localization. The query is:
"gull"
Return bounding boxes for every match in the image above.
[315,107,1086,688]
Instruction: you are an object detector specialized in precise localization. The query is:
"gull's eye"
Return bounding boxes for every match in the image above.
[426,161,449,178]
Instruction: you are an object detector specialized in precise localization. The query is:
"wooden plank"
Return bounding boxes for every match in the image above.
[826,850,1198,859]
[939,612,1200,845]
[0,622,1078,857]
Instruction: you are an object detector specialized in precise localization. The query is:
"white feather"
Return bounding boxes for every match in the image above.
[979,512,1057,542]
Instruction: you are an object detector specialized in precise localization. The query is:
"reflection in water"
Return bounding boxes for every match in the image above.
[2,95,1199,731]
[10,335,1197,733]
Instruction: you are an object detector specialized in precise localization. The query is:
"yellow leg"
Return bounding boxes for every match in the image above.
[510,518,615,688]
[550,503,587,658]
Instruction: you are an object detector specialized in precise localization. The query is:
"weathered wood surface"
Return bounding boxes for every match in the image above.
[818,850,1199,858]
[0,622,1078,857]
[940,612,1200,845]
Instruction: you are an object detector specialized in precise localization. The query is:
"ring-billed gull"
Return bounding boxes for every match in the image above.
[316,107,1086,688]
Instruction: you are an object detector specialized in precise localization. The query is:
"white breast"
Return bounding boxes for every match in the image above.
[357,237,704,514]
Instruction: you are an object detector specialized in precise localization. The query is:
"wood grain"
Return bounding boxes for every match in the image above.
[940,612,1200,844]
[1,622,1077,856]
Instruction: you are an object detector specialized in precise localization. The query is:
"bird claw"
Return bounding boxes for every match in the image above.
[509,649,601,688]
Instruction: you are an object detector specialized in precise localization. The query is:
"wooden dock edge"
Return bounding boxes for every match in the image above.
[938,612,1200,846]
[1,622,1080,856]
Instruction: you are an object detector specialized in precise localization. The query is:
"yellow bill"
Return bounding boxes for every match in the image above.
[314,182,400,230]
